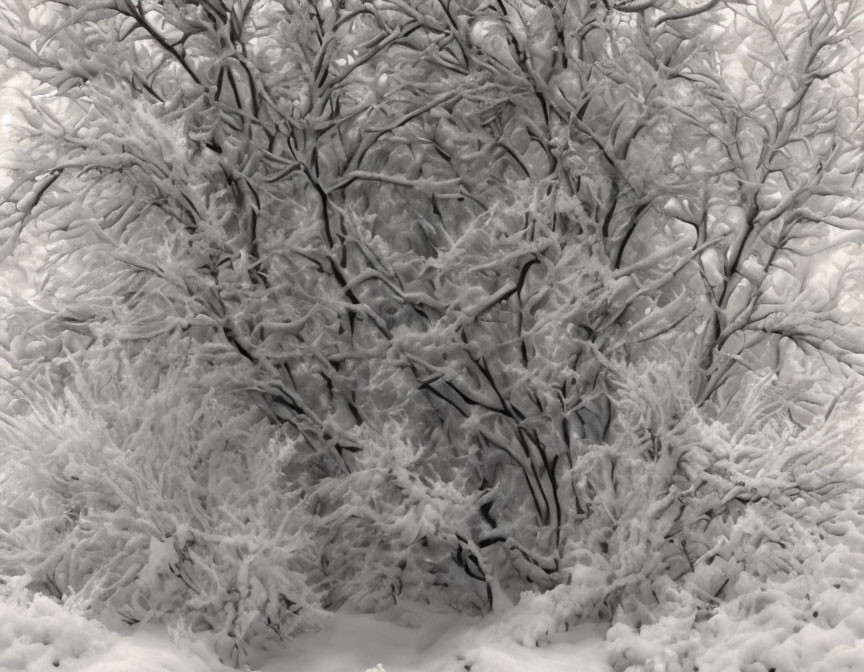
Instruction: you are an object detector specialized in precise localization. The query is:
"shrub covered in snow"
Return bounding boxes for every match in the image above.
[0,342,322,665]
[604,435,864,672]
[303,421,494,613]
[606,512,864,672]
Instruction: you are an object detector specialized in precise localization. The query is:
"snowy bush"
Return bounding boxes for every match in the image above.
[304,421,494,613]
[694,511,864,672]
[0,342,322,665]
[607,509,864,672]
[602,390,864,671]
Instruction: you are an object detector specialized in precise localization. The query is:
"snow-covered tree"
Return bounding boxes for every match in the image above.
[1,0,863,662]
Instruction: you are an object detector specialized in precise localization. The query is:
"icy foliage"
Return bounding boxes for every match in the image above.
[0,0,863,666]
[607,509,864,672]
[299,421,492,612]
[0,343,322,665]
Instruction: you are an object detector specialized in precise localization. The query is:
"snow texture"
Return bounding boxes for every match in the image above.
[0,590,611,672]
[260,603,609,672]
[0,587,218,672]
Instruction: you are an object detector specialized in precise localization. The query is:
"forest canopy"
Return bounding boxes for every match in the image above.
[0,0,863,666]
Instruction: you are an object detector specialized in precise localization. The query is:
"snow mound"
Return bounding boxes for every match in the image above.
[607,512,864,672]
[0,589,217,672]
[696,522,864,672]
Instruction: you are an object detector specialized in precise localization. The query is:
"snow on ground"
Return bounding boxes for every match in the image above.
[0,589,221,672]
[256,604,609,672]
[692,516,864,672]
[0,591,611,672]
[4,522,864,672]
